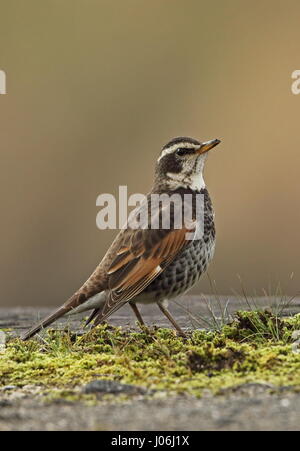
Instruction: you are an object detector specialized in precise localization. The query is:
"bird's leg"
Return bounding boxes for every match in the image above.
[129,302,146,327]
[157,301,186,337]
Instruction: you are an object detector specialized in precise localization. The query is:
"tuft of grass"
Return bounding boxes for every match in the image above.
[0,312,300,399]
[234,273,298,318]
[223,310,300,343]
[174,276,232,332]
[177,273,299,335]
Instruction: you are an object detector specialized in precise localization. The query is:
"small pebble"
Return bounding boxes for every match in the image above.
[0,330,6,352]
[82,379,147,395]
[280,398,290,408]
[1,385,17,391]
[291,330,300,354]
[291,330,300,340]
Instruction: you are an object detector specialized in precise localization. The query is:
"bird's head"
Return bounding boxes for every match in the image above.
[154,136,221,191]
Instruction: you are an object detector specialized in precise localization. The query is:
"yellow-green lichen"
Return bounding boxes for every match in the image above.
[0,311,300,398]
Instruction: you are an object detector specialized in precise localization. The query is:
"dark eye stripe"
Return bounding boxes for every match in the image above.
[176,147,195,156]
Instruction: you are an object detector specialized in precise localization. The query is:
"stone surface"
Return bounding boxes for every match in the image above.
[0,296,299,431]
[1,294,299,337]
[82,380,148,395]
[0,385,299,431]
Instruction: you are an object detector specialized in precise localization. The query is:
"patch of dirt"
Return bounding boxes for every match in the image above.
[187,349,245,372]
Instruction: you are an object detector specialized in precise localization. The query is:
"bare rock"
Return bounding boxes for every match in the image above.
[82,379,148,395]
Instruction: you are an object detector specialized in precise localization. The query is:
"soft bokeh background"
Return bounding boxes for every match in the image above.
[1,0,300,307]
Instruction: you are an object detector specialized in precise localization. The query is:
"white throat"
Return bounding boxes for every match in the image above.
[166,172,205,191]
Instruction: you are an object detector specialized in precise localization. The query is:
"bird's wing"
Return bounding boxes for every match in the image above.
[91,228,193,326]
[90,198,196,326]
[22,193,196,339]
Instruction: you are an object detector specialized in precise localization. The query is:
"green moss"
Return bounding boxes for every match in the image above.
[0,312,300,398]
[43,389,98,405]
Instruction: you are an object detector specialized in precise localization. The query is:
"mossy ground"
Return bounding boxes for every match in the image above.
[1,310,300,399]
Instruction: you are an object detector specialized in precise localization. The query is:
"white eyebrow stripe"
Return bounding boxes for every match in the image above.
[157,142,199,162]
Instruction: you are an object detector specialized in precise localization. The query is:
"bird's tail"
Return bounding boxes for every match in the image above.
[21,292,87,341]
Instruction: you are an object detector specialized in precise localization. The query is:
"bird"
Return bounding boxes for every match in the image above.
[22,136,221,340]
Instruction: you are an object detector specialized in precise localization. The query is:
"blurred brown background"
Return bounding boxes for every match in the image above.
[1,0,300,307]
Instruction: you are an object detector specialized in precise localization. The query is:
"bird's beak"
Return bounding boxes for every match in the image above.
[197,139,221,155]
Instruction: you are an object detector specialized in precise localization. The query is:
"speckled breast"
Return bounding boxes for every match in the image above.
[135,187,216,303]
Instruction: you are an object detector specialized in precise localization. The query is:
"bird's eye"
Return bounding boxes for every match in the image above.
[176,148,187,156]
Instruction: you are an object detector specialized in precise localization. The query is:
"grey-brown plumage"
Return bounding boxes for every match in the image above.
[22,137,220,340]
[139,187,215,301]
